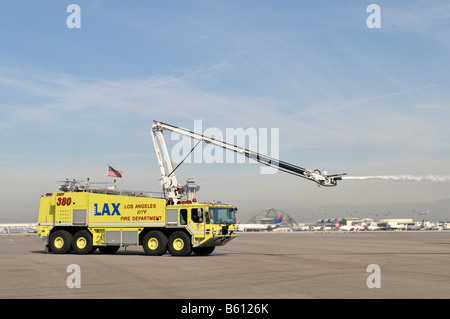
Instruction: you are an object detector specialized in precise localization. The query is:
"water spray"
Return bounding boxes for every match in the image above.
[342,175,450,182]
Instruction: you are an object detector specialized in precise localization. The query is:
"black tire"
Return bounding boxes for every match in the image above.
[98,246,120,254]
[167,231,192,256]
[192,246,215,256]
[143,230,168,256]
[72,230,95,254]
[49,230,73,254]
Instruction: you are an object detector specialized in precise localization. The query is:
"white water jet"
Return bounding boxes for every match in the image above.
[342,175,450,182]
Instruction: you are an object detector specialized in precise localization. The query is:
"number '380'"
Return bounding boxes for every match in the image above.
[57,197,72,206]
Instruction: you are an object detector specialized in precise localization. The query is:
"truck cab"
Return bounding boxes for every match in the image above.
[165,203,237,255]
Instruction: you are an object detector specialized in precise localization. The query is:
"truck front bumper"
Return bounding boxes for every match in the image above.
[196,233,238,248]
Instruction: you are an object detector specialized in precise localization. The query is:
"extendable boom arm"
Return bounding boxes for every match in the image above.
[151,121,345,190]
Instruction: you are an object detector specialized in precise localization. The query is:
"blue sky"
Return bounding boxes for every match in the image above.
[1,1,450,222]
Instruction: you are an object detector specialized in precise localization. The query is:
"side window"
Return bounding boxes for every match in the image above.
[180,209,187,225]
[205,210,210,224]
[191,208,203,223]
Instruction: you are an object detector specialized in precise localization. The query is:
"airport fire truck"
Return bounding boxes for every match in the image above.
[37,120,343,256]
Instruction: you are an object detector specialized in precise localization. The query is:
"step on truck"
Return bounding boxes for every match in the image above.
[37,181,238,256]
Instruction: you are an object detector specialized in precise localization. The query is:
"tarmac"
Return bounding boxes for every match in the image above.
[1,231,450,299]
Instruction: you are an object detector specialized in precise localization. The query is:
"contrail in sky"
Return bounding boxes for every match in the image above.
[342,175,450,182]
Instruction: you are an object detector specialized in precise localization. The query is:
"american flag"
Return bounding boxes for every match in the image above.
[107,165,123,178]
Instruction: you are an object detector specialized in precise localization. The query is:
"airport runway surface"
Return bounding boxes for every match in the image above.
[1,232,449,299]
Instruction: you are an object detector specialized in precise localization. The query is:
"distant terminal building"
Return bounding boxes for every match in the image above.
[0,223,37,234]
[317,217,375,227]
[314,218,417,231]
[316,218,338,228]
[377,219,413,230]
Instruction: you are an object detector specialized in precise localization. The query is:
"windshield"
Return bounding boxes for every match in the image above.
[209,207,236,225]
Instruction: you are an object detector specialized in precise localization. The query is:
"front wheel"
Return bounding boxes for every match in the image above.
[167,231,192,256]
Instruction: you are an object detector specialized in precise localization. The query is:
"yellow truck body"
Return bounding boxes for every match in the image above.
[37,191,237,256]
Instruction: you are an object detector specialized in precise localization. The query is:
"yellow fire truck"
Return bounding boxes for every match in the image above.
[36,120,343,255]
[37,182,237,256]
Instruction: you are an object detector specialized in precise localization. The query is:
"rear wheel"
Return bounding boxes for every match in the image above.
[49,230,73,254]
[72,230,95,254]
[167,231,192,256]
[143,231,168,256]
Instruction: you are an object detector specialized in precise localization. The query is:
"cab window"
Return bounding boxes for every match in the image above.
[180,209,187,225]
[191,208,203,223]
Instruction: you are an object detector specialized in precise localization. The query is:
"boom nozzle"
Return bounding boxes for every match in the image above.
[305,170,347,187]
